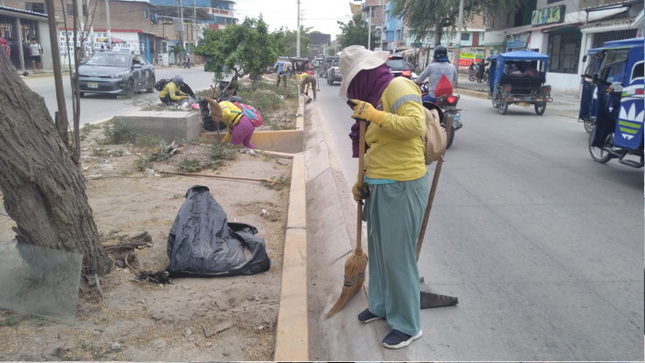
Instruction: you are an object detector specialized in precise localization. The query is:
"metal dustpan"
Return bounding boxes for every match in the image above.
[420,276,458,308]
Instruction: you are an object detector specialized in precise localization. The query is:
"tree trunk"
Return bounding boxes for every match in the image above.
[0,52,111,277]
[434,23,443,47]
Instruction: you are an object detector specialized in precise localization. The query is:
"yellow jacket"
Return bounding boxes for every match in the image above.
[159,81,187,101]
[365,76,426,181]
[219,101,244,143]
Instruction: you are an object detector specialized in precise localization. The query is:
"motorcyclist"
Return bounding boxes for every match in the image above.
[415,45,457,103]
[159,75,189,105]
[477,59,489,82]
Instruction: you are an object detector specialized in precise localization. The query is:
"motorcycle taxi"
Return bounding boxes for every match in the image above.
[487,51,553,115]
[583,37,644,168]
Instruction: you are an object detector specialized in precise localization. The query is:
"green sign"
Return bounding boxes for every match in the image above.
[532,5,565,25]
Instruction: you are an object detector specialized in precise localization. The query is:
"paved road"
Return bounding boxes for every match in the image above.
[21,66,217,125]
[307,79,643,361]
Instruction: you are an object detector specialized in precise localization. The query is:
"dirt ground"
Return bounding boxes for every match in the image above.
[0,115,292,360]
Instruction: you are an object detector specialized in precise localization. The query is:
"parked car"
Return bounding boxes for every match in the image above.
[386,55,417,80]
[78,51,155,97]
[319,56,334,78]
[327,57,342,85]
[313,54,324,68]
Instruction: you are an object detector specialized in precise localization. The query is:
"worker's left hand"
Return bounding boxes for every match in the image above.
[352,180,370,204]
[350,99,386,126]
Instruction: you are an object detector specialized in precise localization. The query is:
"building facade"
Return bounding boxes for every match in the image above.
[485,0,643,95]
[0,5,51,71]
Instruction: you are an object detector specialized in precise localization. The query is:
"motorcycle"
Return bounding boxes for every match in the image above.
[183,56,191,69]
[468,64,477,82]
[419,83,462,149]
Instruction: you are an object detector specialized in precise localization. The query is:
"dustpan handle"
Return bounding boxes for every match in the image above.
[356,119,367,255]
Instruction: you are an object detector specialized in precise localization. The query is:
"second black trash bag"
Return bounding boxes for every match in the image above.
[166,185,271,277]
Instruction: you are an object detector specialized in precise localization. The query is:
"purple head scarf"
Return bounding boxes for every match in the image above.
[347,64,394,157]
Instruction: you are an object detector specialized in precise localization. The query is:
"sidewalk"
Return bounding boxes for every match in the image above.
[455,74,581,120]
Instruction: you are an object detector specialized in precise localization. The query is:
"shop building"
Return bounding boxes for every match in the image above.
[0,5,51,71]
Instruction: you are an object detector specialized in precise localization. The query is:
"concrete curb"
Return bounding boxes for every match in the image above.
[456,87,489,99]
[274,93,308,361]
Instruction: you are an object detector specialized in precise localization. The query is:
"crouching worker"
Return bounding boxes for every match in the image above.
[159,75,189,104]
[203,97,256,150]
[299,72,317,102]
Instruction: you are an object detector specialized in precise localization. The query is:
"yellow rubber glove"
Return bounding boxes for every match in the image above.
[350,99,387,126]
[352,179,370,203]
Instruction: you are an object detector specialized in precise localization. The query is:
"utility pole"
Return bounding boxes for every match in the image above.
[455,0,464,87]
[379,0,384,50]
[178,0,184,52]
[367,15,371,50]
[105,0,111,49]
[296,0,301,57]
[193,0,197,45]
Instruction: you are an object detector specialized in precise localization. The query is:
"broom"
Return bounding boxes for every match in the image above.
[325,108,368,318]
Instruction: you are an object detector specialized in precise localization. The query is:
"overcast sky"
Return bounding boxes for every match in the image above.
[234,0,354,38]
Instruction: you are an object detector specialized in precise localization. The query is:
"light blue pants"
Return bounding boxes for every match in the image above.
[364,173,429,336]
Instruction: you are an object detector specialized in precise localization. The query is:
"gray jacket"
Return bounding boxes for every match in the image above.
[416,61,457,98]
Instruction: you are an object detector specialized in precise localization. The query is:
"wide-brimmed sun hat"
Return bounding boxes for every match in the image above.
[338,45,390,97]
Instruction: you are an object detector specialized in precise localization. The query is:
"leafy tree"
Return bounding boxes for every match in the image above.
[391,0,522,46]
[273,27,313,57]
[196,17,279,88]
[337,14,379,50]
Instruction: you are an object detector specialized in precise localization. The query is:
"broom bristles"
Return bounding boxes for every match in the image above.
[325,251,368,318]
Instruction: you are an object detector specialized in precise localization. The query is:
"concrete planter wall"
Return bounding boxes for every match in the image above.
[112,110,202,141]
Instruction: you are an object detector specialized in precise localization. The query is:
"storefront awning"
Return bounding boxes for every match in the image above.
[0,6,48,21]
[530,22,583,33]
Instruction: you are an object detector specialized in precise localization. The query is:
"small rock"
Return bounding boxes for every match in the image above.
[87,174,102,180]
[153,339,167,349]
[223,351,231,357]
[214,321,233,334]
[202,325,214,338]
[205,342,213,347]
[150,312,164,321]
[260,209,268,216]
[145,168,155,175]
[184,329,192,338]
[110,342,122,352]
[115,260,125,268]
[277,158,291,165]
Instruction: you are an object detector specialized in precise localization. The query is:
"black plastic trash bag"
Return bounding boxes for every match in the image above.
[167,185,271,277]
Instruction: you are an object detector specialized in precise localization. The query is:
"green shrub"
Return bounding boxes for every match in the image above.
[102,121,137,144]
[177,158,204,172]
[206,142,238,169]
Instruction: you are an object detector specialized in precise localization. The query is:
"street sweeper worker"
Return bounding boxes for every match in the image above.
[159,75,189,104]
[203,97,256,150]
[338,45,428,349]
[298,72,317,101]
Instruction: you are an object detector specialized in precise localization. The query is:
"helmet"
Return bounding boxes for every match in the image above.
[433,45,448,61]
[172,75,183,84]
